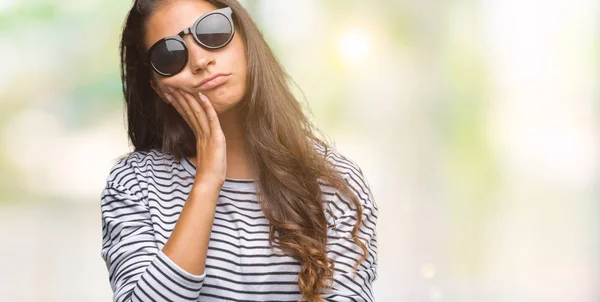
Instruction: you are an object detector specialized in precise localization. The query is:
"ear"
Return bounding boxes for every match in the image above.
[150,79,170,104]
[150,78,162,96]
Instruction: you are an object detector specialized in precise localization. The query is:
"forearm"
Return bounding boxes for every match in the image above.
[162,181,221,276]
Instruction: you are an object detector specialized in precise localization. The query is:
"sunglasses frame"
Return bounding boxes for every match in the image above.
[147,6,235,77]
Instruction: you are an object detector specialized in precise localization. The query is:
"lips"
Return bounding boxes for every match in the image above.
[193,73,232,91]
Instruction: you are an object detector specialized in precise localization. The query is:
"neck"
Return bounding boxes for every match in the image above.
[218,108,246,152]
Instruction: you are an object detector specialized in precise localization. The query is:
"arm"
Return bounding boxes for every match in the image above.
[101,177,221,302]
[321,160,379,302]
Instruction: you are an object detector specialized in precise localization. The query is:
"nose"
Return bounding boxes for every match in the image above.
[183,34,215,74]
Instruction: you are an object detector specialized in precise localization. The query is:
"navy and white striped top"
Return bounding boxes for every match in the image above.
[100,144,379,302]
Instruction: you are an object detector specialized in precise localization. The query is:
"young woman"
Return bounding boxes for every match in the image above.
[100,0,379,301]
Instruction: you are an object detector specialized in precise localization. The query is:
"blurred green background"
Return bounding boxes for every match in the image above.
[0,0,598,301]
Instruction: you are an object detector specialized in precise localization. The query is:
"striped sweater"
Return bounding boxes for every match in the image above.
[100,145,379,302]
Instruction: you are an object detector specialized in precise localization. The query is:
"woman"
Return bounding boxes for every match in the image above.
[100,0,379,301]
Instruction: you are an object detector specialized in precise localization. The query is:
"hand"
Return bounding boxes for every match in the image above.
[163,87,227,185]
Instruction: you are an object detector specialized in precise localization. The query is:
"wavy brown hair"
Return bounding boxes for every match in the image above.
[120,0,368,300]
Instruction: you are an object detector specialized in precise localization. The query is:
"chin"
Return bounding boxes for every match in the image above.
[210,89,244,112]
[208,98,235,114]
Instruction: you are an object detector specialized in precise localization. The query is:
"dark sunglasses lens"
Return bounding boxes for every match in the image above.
[150,39,187,75]
[195,13,233,47]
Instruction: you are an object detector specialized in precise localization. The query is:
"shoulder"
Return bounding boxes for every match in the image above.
[313,141,378,212]
[106,149,173,181]
[314,144,379,239]
[104,149,177,194]
[310,138,366,178]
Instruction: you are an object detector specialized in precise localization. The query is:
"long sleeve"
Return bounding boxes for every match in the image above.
[322,157,379,302]
[100,179,206,302]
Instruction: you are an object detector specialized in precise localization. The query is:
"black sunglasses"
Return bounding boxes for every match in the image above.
[147,7,235,77]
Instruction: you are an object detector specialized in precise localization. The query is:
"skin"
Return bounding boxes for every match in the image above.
[143,0,254,276]
[146,0,254,180]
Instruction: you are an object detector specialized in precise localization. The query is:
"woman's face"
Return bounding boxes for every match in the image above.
[145,0,247,114]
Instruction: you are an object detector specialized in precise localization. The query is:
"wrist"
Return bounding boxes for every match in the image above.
[192,177,223,195]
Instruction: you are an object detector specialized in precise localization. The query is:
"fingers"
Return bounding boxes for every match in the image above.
[166,88,202,136]
[197,93,224,137]
[164,92,193,131]
[181,91,211,135]
[163,87,215,138]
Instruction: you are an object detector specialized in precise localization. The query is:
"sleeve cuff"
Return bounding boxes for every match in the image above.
[155,249,207,282]
[131,249,206,301]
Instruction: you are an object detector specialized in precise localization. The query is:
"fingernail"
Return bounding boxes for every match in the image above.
[199,93,208,102]
[163,93,172,103]
[178,88,185,95]
[166,86,174,93]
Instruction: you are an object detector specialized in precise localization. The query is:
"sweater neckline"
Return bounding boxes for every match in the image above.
[181,156,256,190]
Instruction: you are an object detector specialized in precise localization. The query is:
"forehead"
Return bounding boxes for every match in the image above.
[144,0,218,49]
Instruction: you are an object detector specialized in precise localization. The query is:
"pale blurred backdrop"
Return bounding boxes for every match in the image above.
[0,0,599,301]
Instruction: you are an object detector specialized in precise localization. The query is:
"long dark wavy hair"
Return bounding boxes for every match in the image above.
[120,0,367,300]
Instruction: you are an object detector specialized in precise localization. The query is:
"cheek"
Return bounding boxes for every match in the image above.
[230,34,247,70]
[233,52,248,88]
[156,75,184,91]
